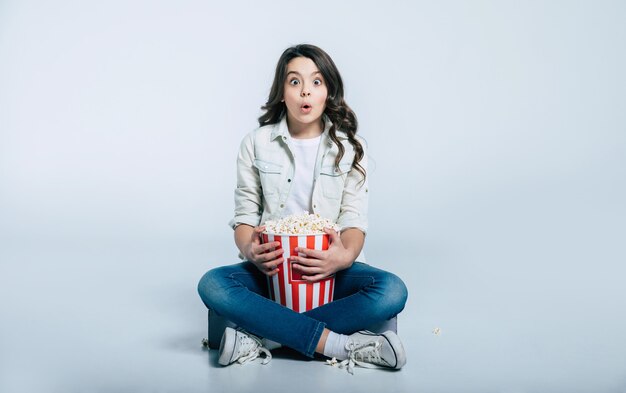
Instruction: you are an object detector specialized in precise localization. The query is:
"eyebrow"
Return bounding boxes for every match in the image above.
[286,71,322,77]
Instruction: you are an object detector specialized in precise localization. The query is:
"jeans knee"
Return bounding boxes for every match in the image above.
[197,267,229,310]
[376,273,408,318]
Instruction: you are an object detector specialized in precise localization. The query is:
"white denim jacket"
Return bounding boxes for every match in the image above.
[229,114,369,262]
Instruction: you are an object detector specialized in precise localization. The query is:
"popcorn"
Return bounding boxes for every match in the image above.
[263,211,340,235]
[326,357,339,366]
[261,211,339,312]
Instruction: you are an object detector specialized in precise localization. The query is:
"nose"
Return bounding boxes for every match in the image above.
[300,86,311,97]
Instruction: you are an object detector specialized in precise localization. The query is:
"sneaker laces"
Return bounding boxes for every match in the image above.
[236,332,272,365]
[326,338,389,374]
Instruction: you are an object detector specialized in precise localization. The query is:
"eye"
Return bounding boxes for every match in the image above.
[289,78,300,86]
[314,79,323,85]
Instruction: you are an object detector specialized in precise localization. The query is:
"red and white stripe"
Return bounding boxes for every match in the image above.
[261,233,335,313]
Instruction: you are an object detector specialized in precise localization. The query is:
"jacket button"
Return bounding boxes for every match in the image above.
[280,204,284,208]
[287,179,291,182]
[313,204,317,209]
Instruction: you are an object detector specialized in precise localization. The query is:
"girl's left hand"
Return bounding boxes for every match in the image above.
[291,227,353,282]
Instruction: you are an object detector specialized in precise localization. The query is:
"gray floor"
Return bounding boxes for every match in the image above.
[1,224,625,393]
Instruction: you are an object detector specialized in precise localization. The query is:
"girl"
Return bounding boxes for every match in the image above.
[197,44,408,373]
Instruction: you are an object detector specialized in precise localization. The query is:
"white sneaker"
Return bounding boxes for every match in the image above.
[218,327,272,366]
[333,330,406,374]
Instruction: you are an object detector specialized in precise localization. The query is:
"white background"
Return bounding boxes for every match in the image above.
[1,1,625,392]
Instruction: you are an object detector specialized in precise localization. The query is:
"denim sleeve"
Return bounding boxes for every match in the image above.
[229,132,263,230]
[336,137,369,235]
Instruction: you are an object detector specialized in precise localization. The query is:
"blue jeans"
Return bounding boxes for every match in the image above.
[197,261,408,358]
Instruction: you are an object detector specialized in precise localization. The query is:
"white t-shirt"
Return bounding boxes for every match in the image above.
[283,135,321,217]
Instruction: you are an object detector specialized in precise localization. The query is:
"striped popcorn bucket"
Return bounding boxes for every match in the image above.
[261,232,335,313]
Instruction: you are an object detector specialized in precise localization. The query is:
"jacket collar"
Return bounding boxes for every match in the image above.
[270,114,349,141]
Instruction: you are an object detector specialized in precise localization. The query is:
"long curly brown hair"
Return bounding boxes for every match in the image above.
[258,44,366,184]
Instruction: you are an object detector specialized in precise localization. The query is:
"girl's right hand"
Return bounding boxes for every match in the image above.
[243,226,283,277]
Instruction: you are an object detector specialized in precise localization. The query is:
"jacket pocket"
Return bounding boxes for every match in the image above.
[254,159,283,195]
[319,163,351,199]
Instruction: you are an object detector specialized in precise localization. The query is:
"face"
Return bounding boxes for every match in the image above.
[282,57,328,129]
